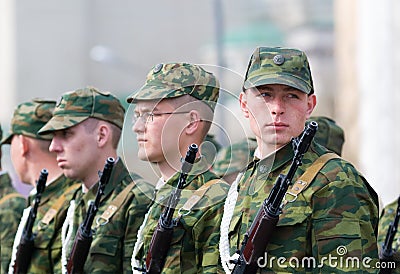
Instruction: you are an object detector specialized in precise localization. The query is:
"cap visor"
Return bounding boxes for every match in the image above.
[0,133,13,146]
[244,73,311,94]
[38,116,89,135]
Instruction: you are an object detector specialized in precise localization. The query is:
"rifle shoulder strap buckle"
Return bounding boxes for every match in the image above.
[95,181,136,228]
[285,152,340,203]
[39,183,81,228]
[178,179,221,217]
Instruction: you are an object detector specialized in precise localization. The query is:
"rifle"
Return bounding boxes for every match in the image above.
[144,144,198,274]
[66,157,115,274]
[231,121,318,274]
[379,195,400,274]
[13,168,48,274]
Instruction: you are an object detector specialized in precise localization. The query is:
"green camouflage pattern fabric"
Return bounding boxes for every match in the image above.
[134,168,229,273]
[227,141,379,273]
[38,87,125,135]
[126,63,220,110]
[213,138,257,178]
[65,159,154,273]
[243,47,314,94]
[378,197,400,273]
[1,99,56,145]
[0,172,25,274]
[23,175,80,274]
[308,116,345,156]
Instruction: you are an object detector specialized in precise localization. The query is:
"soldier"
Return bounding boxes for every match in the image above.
[219,47,379,272]
[38,87,153,273]
[378,196,400,273]
[128,63,230,273]
[1,99,80,273]
[212,138,257,185]
[0,123,26,274]
[308,116,345,156]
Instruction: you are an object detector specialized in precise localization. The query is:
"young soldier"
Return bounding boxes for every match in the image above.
[219,47,379,273]
[128,63,229,273]
[1,99,80,273]
[38,87,153,273]
[0,123,26,274]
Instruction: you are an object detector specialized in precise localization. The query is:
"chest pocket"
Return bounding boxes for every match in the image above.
[90,233,121,257]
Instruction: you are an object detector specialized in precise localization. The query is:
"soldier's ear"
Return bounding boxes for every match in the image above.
[16,135,30,156]
[96,123,111,148]
[239,91,250,118]
[185,110,201,135]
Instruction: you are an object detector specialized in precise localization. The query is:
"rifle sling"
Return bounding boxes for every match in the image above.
[40,183,81,226]
[95,181,136,227]
[180,179,221,213]
[285,153,340,203]
[0,192,24,205]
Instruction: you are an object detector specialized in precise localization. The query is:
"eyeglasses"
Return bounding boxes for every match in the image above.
[132,111,190,124]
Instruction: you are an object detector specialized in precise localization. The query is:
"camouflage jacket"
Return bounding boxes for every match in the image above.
[378,197,400,273]
[227,141,379,273]
[66,159,154,274]
[22,174,79,274]
[0,172,25,274]
[135,167,229,273]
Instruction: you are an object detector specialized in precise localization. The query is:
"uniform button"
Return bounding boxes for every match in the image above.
[259,164,268,173]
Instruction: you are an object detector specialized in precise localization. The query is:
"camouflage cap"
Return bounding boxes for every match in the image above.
[126,63,220,110]
[38,86,125,135]
[308,116,345,156]
[0,99,56,145]
[213,138,257,177]
[243,46,314,94]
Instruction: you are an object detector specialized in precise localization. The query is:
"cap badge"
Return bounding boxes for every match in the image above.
[273,54,285,65]
[153,63,163,73]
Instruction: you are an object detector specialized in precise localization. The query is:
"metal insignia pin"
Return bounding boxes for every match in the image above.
[153,63,163,73]
[273,54,285,65]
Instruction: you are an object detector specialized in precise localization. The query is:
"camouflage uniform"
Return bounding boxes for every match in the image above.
[378,197,400,273]
[128,63,230,273]
[1,99,81,274]
[212,138,257,179]
[0,121,26,274]
[38,87,154,273]
[220,47,379,273]
[308,116,345,156]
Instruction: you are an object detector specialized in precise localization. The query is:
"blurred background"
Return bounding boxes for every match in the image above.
[0,0,399,206]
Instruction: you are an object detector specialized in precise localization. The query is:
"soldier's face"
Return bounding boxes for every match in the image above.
[49,122,99,181]
[240,84,316,155]
[132,100,185,165]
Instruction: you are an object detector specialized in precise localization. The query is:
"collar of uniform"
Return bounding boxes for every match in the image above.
[255,142,294,178]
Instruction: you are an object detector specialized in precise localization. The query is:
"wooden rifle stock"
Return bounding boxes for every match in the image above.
[145,144,198,274]
[232,121,318,274]
[66,157,115,274]
[379,195,400,274]
[13,169,48,274]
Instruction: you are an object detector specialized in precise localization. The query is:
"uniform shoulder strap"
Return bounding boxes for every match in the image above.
[40,183,81,226]
[180,179,222,213]
[286,152,341,202]
[0,192,24,205]
[95,180,136,227]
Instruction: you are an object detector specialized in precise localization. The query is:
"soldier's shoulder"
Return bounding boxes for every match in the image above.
[127,172,155,202]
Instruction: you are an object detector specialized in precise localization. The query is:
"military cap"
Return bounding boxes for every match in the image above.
[126,63,220,110]
[0,99,56,145]
[38,86,125,135]
[243,46,314,94]
[213,138,257,177]
[308,116,345,156]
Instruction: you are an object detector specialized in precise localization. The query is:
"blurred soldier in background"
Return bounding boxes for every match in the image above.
[38,87,153,273]
[220,46,379,273]
[0,123,25,274]
[378,196,400,273]
[1,99,80,273]
[212,138,257,184]
[128,63,229,273]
